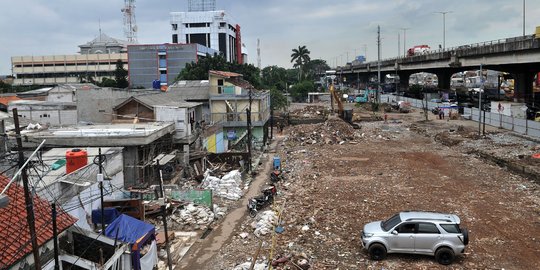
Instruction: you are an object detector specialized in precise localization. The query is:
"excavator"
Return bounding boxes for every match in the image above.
[329,83,344,117]
[329,83,357,127]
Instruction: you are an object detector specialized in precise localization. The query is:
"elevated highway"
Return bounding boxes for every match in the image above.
[337,35,540,103]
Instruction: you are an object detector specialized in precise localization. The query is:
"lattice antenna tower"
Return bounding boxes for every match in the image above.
[257,39,261,70]
[188,0,216,12]
[121,0,138,43]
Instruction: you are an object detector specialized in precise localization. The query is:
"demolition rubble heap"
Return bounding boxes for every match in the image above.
[201,107,540,270]
[287,117,358,145]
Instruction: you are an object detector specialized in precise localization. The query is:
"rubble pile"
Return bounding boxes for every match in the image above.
[232,261,268,270]
[286,118,358,145]
[289,105,328,118]
[188,106,540,269]
[201,169,243,200]
[171,203,215,230]
[251,210,278,237]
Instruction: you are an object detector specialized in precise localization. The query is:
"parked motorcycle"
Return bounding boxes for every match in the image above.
[270,170,284,183]
[247,184,277,217]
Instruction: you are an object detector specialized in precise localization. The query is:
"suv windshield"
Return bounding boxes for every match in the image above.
[381,214,402,231]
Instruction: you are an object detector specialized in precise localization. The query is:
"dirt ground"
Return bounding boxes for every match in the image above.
[181,104,540,270]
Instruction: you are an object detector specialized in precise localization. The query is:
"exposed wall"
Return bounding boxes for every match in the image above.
[77,88,146,124]
[115,100,154,122]
[9,103,77,126]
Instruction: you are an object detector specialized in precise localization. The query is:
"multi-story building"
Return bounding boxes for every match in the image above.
[170,0,246,63]
[207,70,270,149]
[11,33,129,86]
[127,43,217,89]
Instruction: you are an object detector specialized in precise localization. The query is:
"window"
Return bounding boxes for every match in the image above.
[159,55,167,68]
[418,223,440,234]
[172,34,178,43]
[219,22,226,28]
[189,23,208,28]
[172,24,178,30]
[382,214,402,231]
[217,79,224,94]
[440,224,460,233]
[397,223,416,233]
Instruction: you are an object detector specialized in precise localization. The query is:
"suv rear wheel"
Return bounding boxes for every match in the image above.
[435,247,455,265]
[368,243,387,260]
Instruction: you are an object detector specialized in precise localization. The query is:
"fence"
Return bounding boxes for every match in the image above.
[381,94,540,139]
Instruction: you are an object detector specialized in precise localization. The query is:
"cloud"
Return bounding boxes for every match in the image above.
[1,0,539,74]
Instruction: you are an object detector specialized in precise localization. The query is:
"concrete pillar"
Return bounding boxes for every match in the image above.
[513,71,534,103]
[435,71,452,91]
[183,145,190,165]
[398,72,411,92]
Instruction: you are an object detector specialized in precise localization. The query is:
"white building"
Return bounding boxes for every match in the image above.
[170,2,246,63]
[8,100,77,126]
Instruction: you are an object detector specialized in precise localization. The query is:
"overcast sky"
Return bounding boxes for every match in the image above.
[1,0,539,75]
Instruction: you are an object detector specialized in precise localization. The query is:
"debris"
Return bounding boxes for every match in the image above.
[201,169,243,200]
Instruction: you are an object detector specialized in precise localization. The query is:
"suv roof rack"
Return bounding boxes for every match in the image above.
[405,218,453,222]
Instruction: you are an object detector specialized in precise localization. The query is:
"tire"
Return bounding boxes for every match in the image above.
[368,243,387,261]
[435,247,455,265]
[462,228,469,245]
[249,208,257,218]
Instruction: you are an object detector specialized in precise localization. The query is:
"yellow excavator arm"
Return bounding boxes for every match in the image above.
[329,84,343,114]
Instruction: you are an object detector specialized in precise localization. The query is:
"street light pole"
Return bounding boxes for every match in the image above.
[435,11,452,51]
[523,0,526,36]
[400,28,410,56]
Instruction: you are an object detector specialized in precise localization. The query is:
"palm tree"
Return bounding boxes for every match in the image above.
[291,46,311,81]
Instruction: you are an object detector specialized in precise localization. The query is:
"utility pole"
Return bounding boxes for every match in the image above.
[377,25,382,103]
[269,103,273,140]
[52,203,60,270]
[98,148,105,233]
[246,88,253,174]
[13,108,41,270]
[478,64,483,136]
[157,160,172,270]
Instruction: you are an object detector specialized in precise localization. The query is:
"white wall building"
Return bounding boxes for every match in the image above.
[8,100,77,126]
[170,9,245,63]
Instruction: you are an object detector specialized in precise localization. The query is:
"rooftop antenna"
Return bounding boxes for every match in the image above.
[257,39,261,70]
[99,18,102,41]
[121,0,138,43]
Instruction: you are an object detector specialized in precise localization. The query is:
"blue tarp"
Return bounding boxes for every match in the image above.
[104,214,155,244]
[91,208,120,225]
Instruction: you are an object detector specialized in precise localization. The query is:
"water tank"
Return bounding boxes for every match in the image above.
[66,149,88,174]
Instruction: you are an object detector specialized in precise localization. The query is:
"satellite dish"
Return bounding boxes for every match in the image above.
[132,26,138,32]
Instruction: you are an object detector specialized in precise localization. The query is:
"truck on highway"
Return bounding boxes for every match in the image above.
[407,45,430,56]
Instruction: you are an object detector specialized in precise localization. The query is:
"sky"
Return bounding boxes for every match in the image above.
[1,0,540,75]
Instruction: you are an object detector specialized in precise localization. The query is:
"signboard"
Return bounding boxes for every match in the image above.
[227,130,237,140]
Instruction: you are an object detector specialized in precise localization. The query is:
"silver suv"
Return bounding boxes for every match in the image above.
[361,211,469,265]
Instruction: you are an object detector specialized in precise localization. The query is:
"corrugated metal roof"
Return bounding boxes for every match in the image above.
[114,93,202,110]
[209,70,242,78]
[167,80,211,100]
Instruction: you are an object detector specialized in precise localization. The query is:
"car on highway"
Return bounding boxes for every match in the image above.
[361,211,469,265]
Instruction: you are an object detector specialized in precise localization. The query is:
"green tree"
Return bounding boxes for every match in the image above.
[270,88,288,110]
[289,80,314,102]
[98,77,117,87]
[304,59,330,80]
[261,66,288,91]
[175,54,262,88]
[290,46,311,81]
[115,60,129,88]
